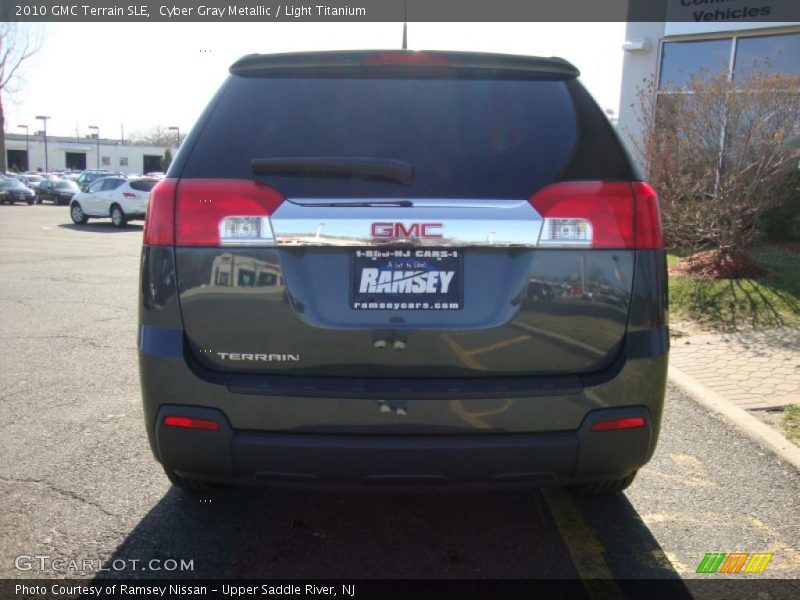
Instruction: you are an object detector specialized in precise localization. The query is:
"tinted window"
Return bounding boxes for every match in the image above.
[56,180,79,190]
[129,180,158,192]
[103,178,124,191]
[182,76,583,198]
[660,39,732,89]
[734,33,800,80]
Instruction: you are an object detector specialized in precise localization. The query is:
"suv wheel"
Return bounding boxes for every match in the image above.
[110,204,127,228]
[575,471,637,495]
[163,467,220,493]
[70,202,88,225]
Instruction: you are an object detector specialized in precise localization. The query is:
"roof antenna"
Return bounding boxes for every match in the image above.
[402,0,408,50]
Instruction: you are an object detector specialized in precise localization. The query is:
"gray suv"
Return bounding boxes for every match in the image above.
[138,51,668,494]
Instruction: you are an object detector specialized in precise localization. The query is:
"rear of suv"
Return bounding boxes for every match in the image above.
[139,51,668,494]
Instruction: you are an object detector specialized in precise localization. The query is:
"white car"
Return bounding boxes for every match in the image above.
[69,176,159,228]
[18,174,45,190]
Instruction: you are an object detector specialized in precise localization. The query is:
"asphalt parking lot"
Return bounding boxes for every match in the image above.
[0,206,798,592]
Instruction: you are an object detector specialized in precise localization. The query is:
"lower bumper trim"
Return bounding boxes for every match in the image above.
[155,405,653,488]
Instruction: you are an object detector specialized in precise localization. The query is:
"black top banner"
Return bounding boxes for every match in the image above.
[3,0,800,23]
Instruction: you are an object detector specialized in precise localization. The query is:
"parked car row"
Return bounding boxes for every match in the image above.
[0,176,37,205]
[2,169,160,228]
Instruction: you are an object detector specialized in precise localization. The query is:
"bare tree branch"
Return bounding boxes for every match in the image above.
[0,23,42,172]
[632,66,800,253]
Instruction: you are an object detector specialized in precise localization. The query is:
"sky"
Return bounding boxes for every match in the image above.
[5,22,626,140]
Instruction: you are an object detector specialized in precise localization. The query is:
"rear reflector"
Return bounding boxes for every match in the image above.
[175,179,284,246]
[590,417,646,432]
[163,416,220,431]
[143,178,177,246]
[529,181,663,249]
[361,52,450,67]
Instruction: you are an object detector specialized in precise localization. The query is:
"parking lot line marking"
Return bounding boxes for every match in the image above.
[541,488,623,598]
[466,334,531,357]
[442,334,486,371]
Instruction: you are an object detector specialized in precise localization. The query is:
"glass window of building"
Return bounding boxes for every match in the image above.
[734,33,800,80]
[659,38,733,90]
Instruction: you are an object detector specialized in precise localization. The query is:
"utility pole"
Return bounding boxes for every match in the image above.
[88,125,99,168]
[17,124,29,170]
[35,116,50,172]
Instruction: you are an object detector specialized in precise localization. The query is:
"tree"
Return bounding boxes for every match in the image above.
[632,67,800,263]
[162,148,173,172]
[129,125,181,147]
[0,23,41,172]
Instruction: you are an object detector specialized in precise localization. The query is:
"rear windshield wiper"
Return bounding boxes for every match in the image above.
[251,157,413,185]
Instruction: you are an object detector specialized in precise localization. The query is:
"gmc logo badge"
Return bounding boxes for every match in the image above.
[371,222,443,239]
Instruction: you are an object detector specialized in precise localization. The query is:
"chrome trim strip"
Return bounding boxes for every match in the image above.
[287,198,529,209]
[269,198,544,247]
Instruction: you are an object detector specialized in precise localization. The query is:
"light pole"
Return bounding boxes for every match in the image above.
[17,125,29,171]
[168,126,180,148]
[88,125,99,169]
[35,116,50,172]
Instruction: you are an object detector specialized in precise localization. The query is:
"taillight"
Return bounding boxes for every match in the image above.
[175,179,284,246]
[122,192,137,199]
[163,416,220,431]
[632,182,664,249]
[362,52,450,67]
[143,178,177,246]
[144,179,286,247]
[528,181,663,250]
[590,417,646,432]
[529,182,634,248]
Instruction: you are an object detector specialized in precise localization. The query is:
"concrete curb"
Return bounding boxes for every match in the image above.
[668,365,800,470]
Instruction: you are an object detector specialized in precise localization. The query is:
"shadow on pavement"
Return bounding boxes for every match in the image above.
[96,485,685,583]
[58,223,143,233]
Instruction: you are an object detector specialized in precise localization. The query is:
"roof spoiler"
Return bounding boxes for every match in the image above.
[230,50,580,79]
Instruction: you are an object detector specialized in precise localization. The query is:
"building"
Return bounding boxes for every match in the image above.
[4,132,176,175]
[617,0,800,170]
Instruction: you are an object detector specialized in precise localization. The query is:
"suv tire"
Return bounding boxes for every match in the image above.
[575,471,637,495]
[70,202,88,225]
[110,204,127,228]
[163,467,221,493]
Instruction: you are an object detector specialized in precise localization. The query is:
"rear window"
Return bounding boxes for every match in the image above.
[129,180,158,192]
[181,76,609,199]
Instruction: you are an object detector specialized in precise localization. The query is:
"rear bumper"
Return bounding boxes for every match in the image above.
[138,245,669,488]
[139,325,668,488]
[155,404,653,489]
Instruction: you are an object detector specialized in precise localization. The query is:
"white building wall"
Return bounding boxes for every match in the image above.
[617,21,666,170]
[4,135,176,175]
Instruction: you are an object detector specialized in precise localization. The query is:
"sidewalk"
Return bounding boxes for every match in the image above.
[668,326,800,468]
[669,327,800,411]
